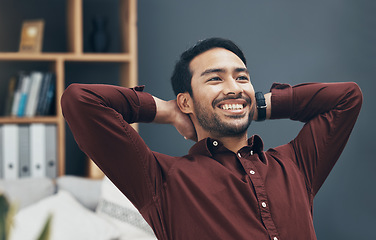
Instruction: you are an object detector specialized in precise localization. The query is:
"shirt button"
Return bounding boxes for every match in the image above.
[213,141,218,146]
[237,153,242,158]
[250,170,255,175]
[261,202,267,208]
[273,237,278,240]
[250,150,253,155]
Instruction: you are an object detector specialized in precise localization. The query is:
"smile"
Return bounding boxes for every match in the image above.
[220,104,244,110]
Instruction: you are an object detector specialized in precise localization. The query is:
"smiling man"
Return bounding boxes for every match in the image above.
[175,46,261,152]
[61,38,362,240]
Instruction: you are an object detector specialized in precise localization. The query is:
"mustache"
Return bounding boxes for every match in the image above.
[212,94,252,108]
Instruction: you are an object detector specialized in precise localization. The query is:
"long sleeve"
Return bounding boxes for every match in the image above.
[270,82,362,195]
[61,83,160,209]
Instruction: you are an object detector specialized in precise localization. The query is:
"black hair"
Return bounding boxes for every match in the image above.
[171,37,247,96]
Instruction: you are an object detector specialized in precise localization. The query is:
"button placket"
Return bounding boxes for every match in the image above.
[240,157,280,239]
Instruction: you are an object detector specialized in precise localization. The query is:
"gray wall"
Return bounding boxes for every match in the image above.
[137,0,376,239]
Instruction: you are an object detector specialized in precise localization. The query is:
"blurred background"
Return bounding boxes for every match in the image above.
[137,1,376,239]
[0,0,375,239]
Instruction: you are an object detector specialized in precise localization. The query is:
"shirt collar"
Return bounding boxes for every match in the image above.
[189,135,264,157]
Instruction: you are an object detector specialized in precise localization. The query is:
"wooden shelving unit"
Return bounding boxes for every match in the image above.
[0,0,138,177]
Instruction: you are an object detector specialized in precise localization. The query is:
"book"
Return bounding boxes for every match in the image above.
[40,73,56,116]
[36,72,52,116]
[25,71,43,117]
[3,76,18,116]
[30,123,46,177]
[17,74,32,117]
[2,124,19,179]
[11,72,27,117]
[18,124,31,177]
[45,124,57,178]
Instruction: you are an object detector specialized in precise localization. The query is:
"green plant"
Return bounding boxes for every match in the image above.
[0,194,52,240]
[0,194,14,240]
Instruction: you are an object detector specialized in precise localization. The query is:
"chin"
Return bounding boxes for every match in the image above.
[219,119,252,136]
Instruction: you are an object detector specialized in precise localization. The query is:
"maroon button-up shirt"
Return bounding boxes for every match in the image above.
[61,82,362,240]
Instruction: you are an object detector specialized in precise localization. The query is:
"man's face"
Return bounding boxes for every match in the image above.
[187,48,256,138]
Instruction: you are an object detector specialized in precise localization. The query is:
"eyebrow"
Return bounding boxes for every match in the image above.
[200,67,249,76]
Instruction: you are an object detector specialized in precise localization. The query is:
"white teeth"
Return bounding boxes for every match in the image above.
[221,104,243,110]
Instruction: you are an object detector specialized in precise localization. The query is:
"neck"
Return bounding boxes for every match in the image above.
[198,131,248,153]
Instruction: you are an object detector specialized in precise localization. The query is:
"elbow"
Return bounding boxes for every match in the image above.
[349,82,363,107]
[61,83,87,120]
[345,82,363,113]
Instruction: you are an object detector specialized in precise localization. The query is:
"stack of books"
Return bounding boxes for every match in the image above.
[2,71,56,117]
[0,123,57,179]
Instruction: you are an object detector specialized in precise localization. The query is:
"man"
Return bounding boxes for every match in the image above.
[61,38,362,240]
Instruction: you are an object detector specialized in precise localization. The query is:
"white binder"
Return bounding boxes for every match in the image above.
[2,124,19,179]
[30,123,46,177]
[45,124,57,178]
[18,124,31,177]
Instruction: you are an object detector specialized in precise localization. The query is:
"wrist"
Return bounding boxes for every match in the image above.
[265,92,272,119]
[253,92,272,121]
[153,97,184,126]
[152,97,175,124]
[255,92,267,121]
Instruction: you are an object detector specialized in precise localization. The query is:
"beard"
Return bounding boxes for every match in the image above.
[192,95,254,137]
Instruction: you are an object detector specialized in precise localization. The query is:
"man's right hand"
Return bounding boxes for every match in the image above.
[152,97,197,142]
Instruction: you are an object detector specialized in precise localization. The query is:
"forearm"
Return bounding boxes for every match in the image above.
[269,82,362,121]
[62,84,156,125]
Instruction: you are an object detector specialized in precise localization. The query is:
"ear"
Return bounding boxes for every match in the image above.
[177,92,193,114]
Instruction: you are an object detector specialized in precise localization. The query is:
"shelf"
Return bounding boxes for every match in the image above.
[0,52,132,62]
[0,53,59,61]
[0,0,137,178]
[0,116,59,124]
[63,53,132,62]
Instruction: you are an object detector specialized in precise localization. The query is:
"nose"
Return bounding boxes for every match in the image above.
[223,78,243,95]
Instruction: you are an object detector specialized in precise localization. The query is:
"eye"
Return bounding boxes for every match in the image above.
[236,75,249,82]
[207,77,222,82]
